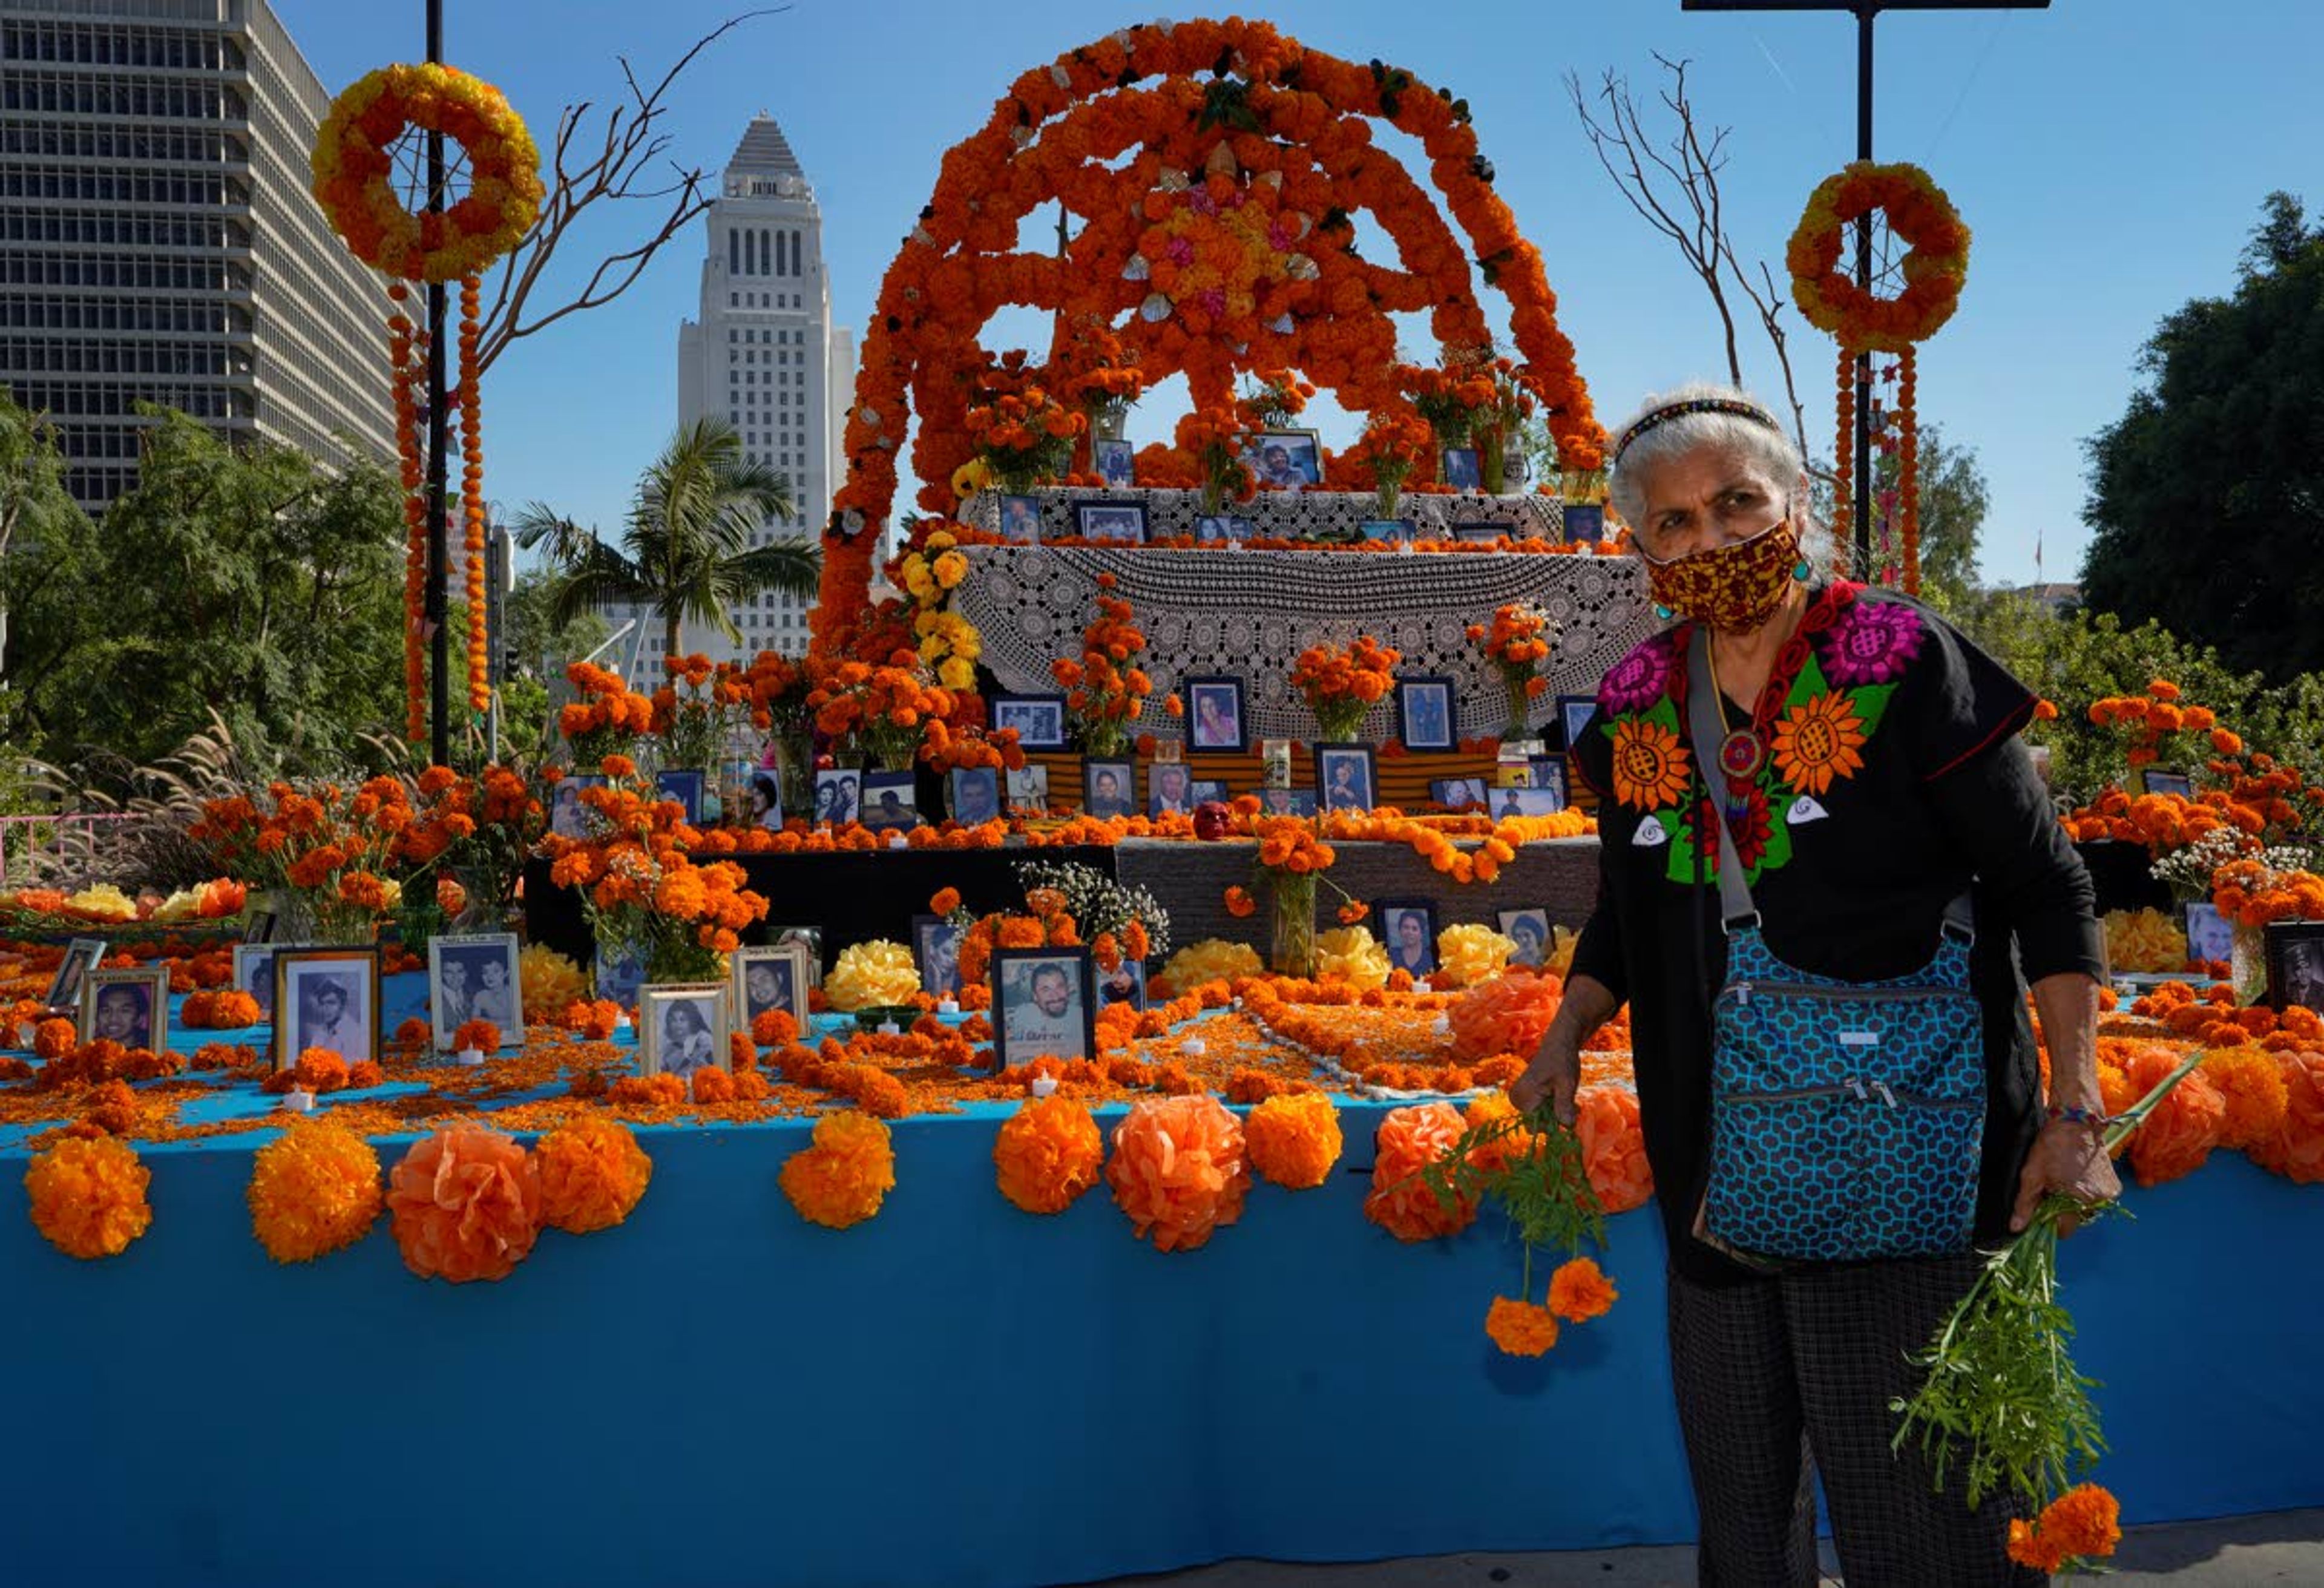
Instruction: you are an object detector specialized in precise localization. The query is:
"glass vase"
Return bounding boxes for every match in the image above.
[1478,429,1508,496]
[1315,703,1367,743]
[1373,478,1402,519]
[774,730,816,815]
[1503,673,1534,743]
[1269,870,1318,979]
[2231,919,2268,1006]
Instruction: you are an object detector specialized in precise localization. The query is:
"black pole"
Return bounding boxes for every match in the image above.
[425,0,450,766]
[1853,5,1876,579]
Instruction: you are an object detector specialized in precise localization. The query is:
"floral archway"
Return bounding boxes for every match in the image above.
[815,17,1606,648]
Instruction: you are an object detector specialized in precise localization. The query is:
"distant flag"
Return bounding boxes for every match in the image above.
[2034,530,2043,584]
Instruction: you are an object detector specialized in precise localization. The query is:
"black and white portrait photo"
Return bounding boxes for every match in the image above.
[815,769,862,826]
[949,766,1002,826]
[1431,776,1488,812]
[990,695,1067,750]
[1498,909,1552,970]
[734,945,811,1026]
[2267,923,2324,1014]
[274,950,379,1072]
[45,936,107,1014]
[1377,901,1440,978]
[428,932,525,1051]
[1007,764,1051,813]
[641,986,728,1081]
[1084,759,1135,819]
[1074,500,1147,545]
[82,968,166,1051]
[861,771,919,831]
[998,494,1044,545]
[1093,439,1136,488]
[913,915,964,998]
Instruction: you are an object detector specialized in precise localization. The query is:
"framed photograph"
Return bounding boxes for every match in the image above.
[991,947,1097,1071]
[990,693,1068,750]
[638,984,730,1080]
[1451,522,1516,545]
[1431,776,1488,812]
[912,914,965,998]
[1529,758,1567,807]
[1192,514,1254,545]
[81,965,168,1051]
[427,932,524,1051]
[2265,920,2324,1014]
[1558,694,1600,753]
[1359,519,1414,544]
[232,940,306,1024]
[1498,908,1552,969]
[1315,743,1378,813]
[1097,956,1147,1013]
[242,908,275,944]
[1190,778,1228,804]
[770,925,824,988]
[1441,447,1482,491]
[1073,498,1147,545]
[743,770,784,831]
[1184,675,1248,754]
[1147,760,1197,817]
[273,948,381,1072]
[547,773,606,839]
[1376,899,1440,978]
[1494,786,1568,819]
[2141,767,2194,800]
[813,768,861,827]
[997,494,1044,545]
[1396,675,1458,752]
[861,770,919,830]
[1243,429,1324,490]
[1255,786,1318,817]
[734,943,813,1027]
[1092,438,1137,489]
[44,935,108,1013]
[1006,763,1050,814]
[2185,901,2233,967]
[595,936,646,1009]
[948,765,1002,827]
[1563,502,1606,545]
[1083,757,1135,819]
[655,769,706,825]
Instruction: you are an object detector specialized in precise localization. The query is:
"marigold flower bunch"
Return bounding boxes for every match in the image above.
[962,382,1084,488]
[780,1111,896,1230]
[557,660,654,766]
[1399,349,1503,449]
[993,1094,1105,1213]
[1054,320,1147,438]
[1290,634,1400,741]
[189,776,416,942]
[1174,406,1258,510]
[806,652,959,770]
[1342,410,1436,513]
[2211,856,2324,929]
[534,1116,654,1235]
[1468,602,1558,717]
[743,649,815,737]
[2007,1483,2122,1576]
[1235,369,1317,432]
[1050,574,1152,757]
[246,1121,382,1263]
[24,1134,152,1259]
[649,653,753,775]
[1106,1093,1249,1252]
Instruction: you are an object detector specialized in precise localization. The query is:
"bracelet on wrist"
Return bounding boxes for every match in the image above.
[2043,1103,2110,1128]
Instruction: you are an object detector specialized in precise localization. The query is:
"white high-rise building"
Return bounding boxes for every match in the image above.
[657,113,854,670]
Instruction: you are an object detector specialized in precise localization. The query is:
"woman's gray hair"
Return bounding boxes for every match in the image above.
[1606,381,1834,577]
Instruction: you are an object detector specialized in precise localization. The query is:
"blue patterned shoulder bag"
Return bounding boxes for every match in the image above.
[1682,629,1984,1267]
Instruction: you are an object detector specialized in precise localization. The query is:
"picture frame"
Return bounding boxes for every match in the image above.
[1072,497,1148,545]
[1242,428,1324,490]
[1563,502,1606,545]
[1497,908,1552,969]
[1359,519,1414,544]
[1494,786,1568,819]
[655,768,707,825]
[744,769,784,831]
[734,943,813,1028]
[427,931,525,1051]
[1440,447,1482,491]
[996,493,1045,545]
[1557,694,1600,753]
[1097,956,1147,1013]
[1430,776,1488,812]
[1314,742,1378,814]
[1192,514,1254,545]
[241,908,275,944]
[1375,899,1441,979]
[81,965,168,1051]
[859,770,919,830]
[547,773,606,839]
[1529,757,1567,806]
[272,947,382,1072]
[44,934,108,1013]
[1005,763,1051,814]
[911,914,965,999]
[2140,767,2194,800]
[813,768,862,827]
[2185,901,2233,967]
[1092,438,1137,489]
[1190,778,1228,805]
[1451,522,1515,545]
[2264,920,2324,1014]
[990,693,1068,750]
[1147,760,1198,817]
[1184,674,1249,754]
[1396,675,1458,753]
[638,983,731,1080]
[595,937,646,1009]
[1083,756,1135,819]
[947,765,1002,827]
[232,940,305,1024]
[991,947,1097,1071]
[1253,786,1318,817]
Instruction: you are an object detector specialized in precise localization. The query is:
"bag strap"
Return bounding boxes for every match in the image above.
[1682,628,1759,931]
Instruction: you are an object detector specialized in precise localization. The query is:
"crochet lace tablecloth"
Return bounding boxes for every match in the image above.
[951,542,1656,743]
[964,485,1567,543]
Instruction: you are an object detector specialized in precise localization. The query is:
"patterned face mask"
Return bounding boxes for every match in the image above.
[1644,518,1802,631]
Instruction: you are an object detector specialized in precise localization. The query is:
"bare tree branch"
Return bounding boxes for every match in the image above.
[471,9,789,377]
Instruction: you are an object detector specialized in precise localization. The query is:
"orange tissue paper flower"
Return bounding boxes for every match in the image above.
[247,1121,383,1263]
[1447,968,1562,1063]
[780,1111,896,1229]
[1244,1091,1344,1190]
[534,1117,653,1235]
[386,1124,542,1282]
[1485,1295,1559,1357]
[1575,1083,1655,1214]
[1106,1094,1250,1252]
[2249,1049,2324,1184]
[2202,1047,2289,1152]
[2124,1048,2226,1187]
[1364,1102,1477,1241]
[24,1134,152,1259]
[993,1094,1105,1214]
[1547,1255,1619,1323]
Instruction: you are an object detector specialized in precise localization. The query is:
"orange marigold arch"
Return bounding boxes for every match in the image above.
[814,18,1605,650]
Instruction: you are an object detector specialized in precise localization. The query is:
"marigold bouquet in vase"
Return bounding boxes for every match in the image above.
[1468,603,1558,741]
[188,776,417,943]
[963,386,1083,496]
[2210,853,2324,1004]
[807,653,957,773]
[392,763,545,943]
[1177,407,1257,516]
[1291,634,1400,743]
[651,654,753,784]
[1345,411,1434,519]
[745,651,818,814]
[557,661,654,768]
[1399,349,1499,453]
[1051,574,1152,758]
[1236,368,1316,433]
[1057,320,1147,445]
[1223,814,1361,978]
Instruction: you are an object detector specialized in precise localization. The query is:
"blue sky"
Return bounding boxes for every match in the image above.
[273,0,2324,588]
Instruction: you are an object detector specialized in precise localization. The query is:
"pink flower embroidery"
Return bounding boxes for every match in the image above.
[1820,597,1925,687]
[1598,634,1678,716]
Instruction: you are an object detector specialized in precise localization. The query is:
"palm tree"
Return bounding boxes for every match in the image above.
[513,419,819,663]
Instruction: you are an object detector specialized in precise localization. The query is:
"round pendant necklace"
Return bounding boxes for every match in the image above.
[1707,643,1769,786]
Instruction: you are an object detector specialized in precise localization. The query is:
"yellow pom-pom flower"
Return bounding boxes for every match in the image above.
[248,1121,384,1263]
[519,943,591,1020]
[25,1134,153,1259]
[1313,926,1390,991]
[1432,923,1518,989]
[823,940,923,1012]
[1244,1092,1343,1189]
[1159,939,1264,991]
[781,1112,896,1229]
[535,1116,654,1234]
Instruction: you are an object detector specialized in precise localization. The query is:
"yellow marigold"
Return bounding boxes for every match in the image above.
[780,1112,896,1229]
[993,1095,1105,1214]
[519,943,590,1016]
[822,940,921,1012]
[246,1121,382,1263]
[534,1116,654,1235]
[1485,1296,1559,1357]
[1547,1255,1620,1322]
[1432,923,1518,989]
[1313,926,1390,991]
[1158,939,1264,991]
[24,1134,151,1259]
[1244,1091,1344,1189]
[2202,1046,2290,1152]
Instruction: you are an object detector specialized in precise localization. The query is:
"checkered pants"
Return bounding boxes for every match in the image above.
[1666,1254,2045,1587]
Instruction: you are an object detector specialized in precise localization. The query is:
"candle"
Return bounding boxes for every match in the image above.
[458,1046,485,1068]
[1413,979,1433,996]
[1029,1074,1060,1098]
[936,998,960,1017]
[1180,1037,1207,1057]
[282,1089,315,1114]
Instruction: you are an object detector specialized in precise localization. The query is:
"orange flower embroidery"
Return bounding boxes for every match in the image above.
[1771,690,1868,796]
[1610,717,1691,812]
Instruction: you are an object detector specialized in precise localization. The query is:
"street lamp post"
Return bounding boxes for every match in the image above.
[1678,1,2049,578]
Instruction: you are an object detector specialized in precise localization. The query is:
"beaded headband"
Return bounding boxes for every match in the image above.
[1612,398,1783,467]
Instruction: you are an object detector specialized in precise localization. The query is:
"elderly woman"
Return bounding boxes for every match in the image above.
[1514,384,2117,1586]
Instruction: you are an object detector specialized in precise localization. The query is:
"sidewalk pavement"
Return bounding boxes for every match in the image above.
[1082,1506,2324,1586]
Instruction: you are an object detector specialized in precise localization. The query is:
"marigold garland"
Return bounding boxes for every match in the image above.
[24,1134,152,1259]
[780,1111,898,1230]
[1243,1091,1344,1189]
[534,1116,654,1235]
[458,274,490,711]
[385,1123,541,1282]
[1785,162,1970,355]
[247,1121,384,1263]
[993,1094,1105,1214]
[1106,1093,1250,1252]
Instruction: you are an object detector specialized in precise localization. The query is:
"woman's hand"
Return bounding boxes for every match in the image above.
[1511,1026,1581,1126]
[2010,1118,2122,1236]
